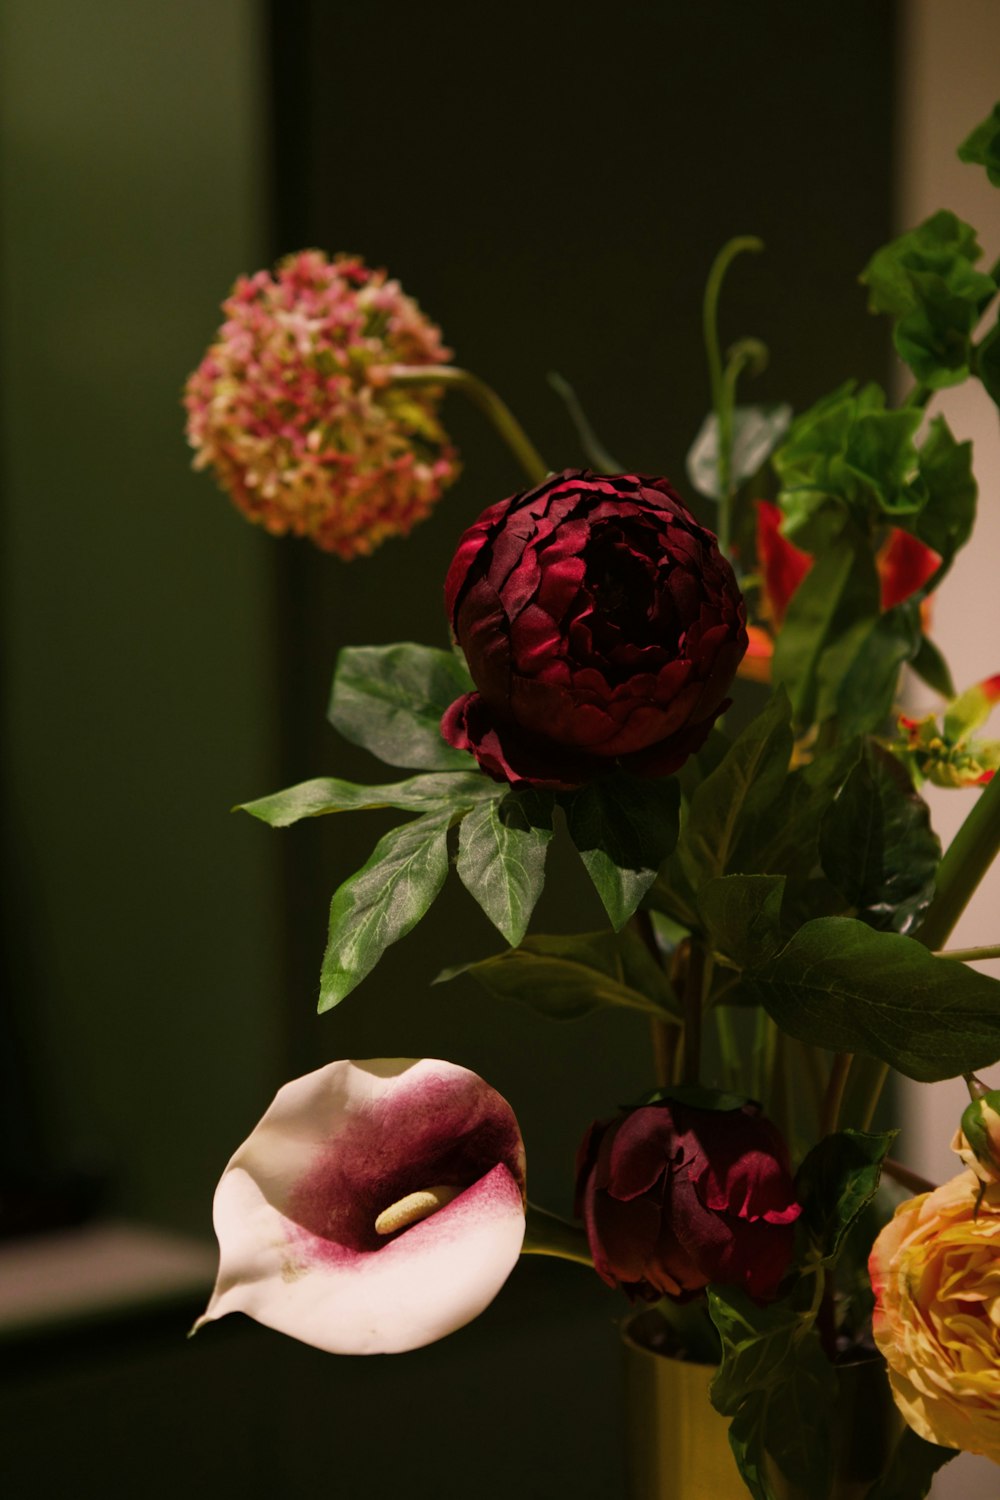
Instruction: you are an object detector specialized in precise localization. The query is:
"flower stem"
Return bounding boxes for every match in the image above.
[935,941,1000,963]
[917,772,1000,952]
[701,235,763,553]
[882,1158,937,1196]
[819,1052,853,1138]
[682,943,706,1085]
[521,1203,593,1267]
[386,364,549,485]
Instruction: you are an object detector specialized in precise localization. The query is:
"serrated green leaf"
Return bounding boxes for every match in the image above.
[794,1129,896,1266]
[319,810,453,1010]
[678,690,793,889]
[328,643,474,770]
[436,927,679,1021]
[861,211,995,388]
[864,1427,956,1500]
[565,774,680,930]
[697,874,785,968]
[958,102,1000,187]
[239,771,495,827]
[741,916,1000,1081]
[455,790,553,945]
[687,403,793,502]
[819,742,940,933]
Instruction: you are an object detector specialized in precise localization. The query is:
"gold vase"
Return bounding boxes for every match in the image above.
[623,1312,902,1500]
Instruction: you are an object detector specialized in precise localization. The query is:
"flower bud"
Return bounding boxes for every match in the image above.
[953,1089,1000,1184]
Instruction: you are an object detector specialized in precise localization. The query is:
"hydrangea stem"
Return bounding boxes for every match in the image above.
[386,364,549,485]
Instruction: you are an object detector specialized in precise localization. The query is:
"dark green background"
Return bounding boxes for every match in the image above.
[1,2,895,1495]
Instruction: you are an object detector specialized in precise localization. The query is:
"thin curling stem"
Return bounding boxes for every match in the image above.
[386,364,549,485]
[701,235,764,552]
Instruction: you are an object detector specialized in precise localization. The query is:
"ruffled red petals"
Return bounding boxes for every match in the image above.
[441,471,748,789]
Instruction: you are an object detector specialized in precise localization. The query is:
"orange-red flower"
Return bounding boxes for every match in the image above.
[184,251,459,559]
[741,502,940,681]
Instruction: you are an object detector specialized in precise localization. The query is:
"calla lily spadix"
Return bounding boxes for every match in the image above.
[195,1058,527,1354]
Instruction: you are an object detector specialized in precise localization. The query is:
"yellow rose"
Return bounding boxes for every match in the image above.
[869,1170,1000,1463]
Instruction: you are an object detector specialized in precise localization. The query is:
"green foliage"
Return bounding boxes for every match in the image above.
[772,539,880,726]
[794,1129,895,1266]
[814,600,921,737]
[455,790,554,945]
[686,403,793,501]
[696,874,785,968]
[909,415,976,567]
[436,927,679,1021]
[773,384,921,548]
[239,770,494,826]
[319,810,453,1010]
[733,739,861,882]
[909,634,955,700]
[709,1286,835,1500]
[958,102,1000,187]
[860,211,995,388]
[677,689,793,890]
[565,774,680,930]
[742,916,1000,1081]
[977,313,1000,407]
[819,741,941,934]
[864,1429,957,1500]
[328,642,474,770]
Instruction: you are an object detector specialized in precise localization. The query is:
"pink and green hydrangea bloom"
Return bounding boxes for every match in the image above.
[184,251,460,559]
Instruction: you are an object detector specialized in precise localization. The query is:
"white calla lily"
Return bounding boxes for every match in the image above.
[195,1058,526,1354]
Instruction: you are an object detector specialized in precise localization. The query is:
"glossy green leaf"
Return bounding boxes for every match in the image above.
[794,1129,896,1266]
[239,770,495,827]
[565,774,680,930]
[909,634,955,700]
[761,1334,835,1496]
[455,790,554,945]
[319,810,453,1010]
[733,739,860,881]
[772,543,880,725]
[864,1428,956,1500]
[957,102,1000,187]
[686,403,793,501]
[678,689,793,889]
[697,874,785,967]
[741,916,1000,1081]
[815,601,921,736]
[819,742,940,933]
[328,642,474,770]
[436,927,679,1021]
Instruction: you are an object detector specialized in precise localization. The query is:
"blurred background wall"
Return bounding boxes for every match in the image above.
[1,2,994,1497]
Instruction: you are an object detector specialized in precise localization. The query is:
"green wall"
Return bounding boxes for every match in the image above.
[0,0,279,1231]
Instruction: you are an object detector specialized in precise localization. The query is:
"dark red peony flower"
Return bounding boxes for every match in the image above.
[575,1096,801,1304]
[441,470,748,790]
